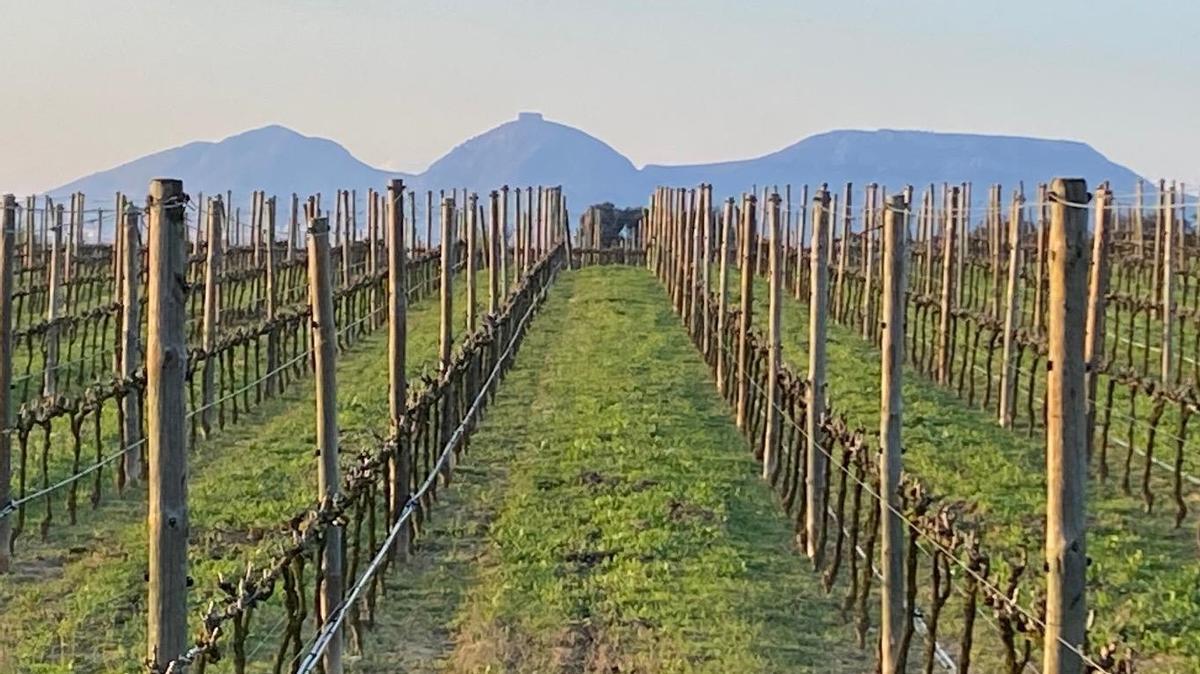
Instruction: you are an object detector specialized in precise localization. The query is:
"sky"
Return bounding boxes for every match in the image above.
[3,0,1198,195]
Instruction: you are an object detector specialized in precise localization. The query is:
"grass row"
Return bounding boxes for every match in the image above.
[0,269,482,673]
[729,266,1200,670]
[355,267,866,673]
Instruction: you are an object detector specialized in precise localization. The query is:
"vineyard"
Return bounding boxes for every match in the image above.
[0,176,1194,674]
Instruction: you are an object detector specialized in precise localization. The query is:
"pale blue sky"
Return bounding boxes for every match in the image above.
[3,0,1197,194]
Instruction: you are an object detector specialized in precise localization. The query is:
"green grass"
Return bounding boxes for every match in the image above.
[0,271,481,673]
[363,267,863,673]
[729,266,1200,671]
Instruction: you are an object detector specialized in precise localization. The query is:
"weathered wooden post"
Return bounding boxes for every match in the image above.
[200,198,223,438]
[1043,178,1089,674]
[860,184,876,338]
[514,187,524,276]
[879,192,908,672]
[701,184,713,356]
[0,195,16,573]
[735,195,757,431]
[118,201,142,486]
[489,191,501,314]
[1161,185,1175,385]
[386,179,410,560]
[716,197,733,396]
[264,197,280,392]
[834,183,851,320]
[287,193,298,262]
[466,193,478,333]
[64,195,76,289]
[999,190,1024,427]
[44,206,63,397]
[686,189,699,333]
[307,214,343,674]
[794,184,808,300]
[23,196,35,270]
[806,188,831,564]
[763,193,782,481]
[936,187,958,385]
[146,179,189,666]
[425,191,434,254]
[1085,186,1111,463]
[500,185,510,292]
[1034,183,1048,335]
[438,198,456,483]
[1133,179,1144,259]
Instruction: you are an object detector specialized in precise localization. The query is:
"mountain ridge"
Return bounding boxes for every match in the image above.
[44,114,1141,220]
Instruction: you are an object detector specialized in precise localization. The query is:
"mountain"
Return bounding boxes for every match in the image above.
[416,112,643,209]
[47,124,403,205]
[45,116,1142,237]
[642,129,1141,205]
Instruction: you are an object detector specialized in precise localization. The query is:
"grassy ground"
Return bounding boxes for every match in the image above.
[352,267,867,673]
[731,267,1200,670]
[0,273,480,673]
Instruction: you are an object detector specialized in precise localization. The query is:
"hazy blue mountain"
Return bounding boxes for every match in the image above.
[414,112,643,209]
[641,129,1141,209]
[47,124,404,207]
[46,117,1142,234]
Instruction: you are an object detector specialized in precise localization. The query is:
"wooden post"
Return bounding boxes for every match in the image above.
[466,193,478,333]
[701,184,713,356]
[0,195,16,573]
[834,183,851,320]
[1085,186,1111,462]
[879,192,908,673]
[1034,184,1048,335]
[1152,180,1164,305]
[64,194,76,288]
[716,197,733,396]
[265,197,279,393]
[307,215,343,674]
[23,196,35,270]
[999,190,1024,427]
[189,194,201,256]
[763,193,782,481]
[44,206,63,397]
[795,184,808,300]
[118,205,141,482]
[146,179,189,666]
[200,198,223,438]
[735,195,757,431]
[686,189,699,332]
[1043,178,1089,674]
[936,187,958,385]
[1161,186,1175,385]
[439,198,456,370]
[861,183,877,339]
[438,197,456,483]
[425,191,433,253]
[1133,180,1144,259]
[500,186,510,293]
[407,190,417,256]
[806,188,830,565]
[287,193,298,262]
[341,190,353,288]
[514,187,524,275]
[386,179,410,560]
[489,191,501,314]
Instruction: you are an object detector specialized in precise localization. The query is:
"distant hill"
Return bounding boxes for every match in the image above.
[45,115,1142,240]
[642,129,1141,205]
[417,112,643,209]
[47,124,403,206]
